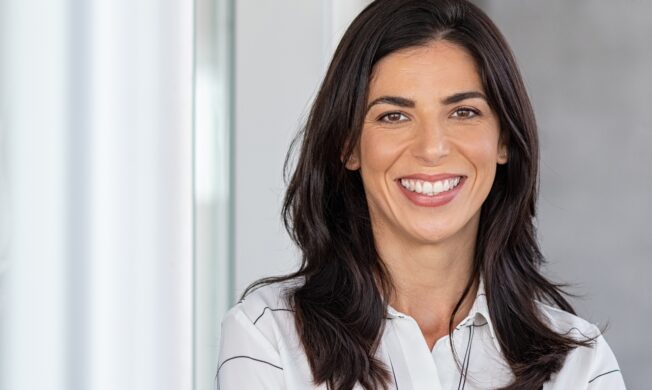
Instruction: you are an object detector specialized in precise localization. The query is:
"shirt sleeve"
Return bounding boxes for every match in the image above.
[585,333,626,389]
[216,304,285,390]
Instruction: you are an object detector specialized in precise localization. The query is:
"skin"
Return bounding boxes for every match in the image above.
[345,40,508,351]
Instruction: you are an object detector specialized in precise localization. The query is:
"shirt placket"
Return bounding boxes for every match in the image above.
[385,313,444,390]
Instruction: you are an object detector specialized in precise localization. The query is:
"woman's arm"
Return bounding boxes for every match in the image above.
[585,334,626,389]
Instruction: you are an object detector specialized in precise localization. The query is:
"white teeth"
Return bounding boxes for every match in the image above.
[433,181,443,193]
[400,176,462,196]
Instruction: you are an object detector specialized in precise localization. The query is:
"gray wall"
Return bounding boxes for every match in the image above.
[234,0,326,297]
[233,1,650,387]
[479,1,651,387]
[234,0,370,296]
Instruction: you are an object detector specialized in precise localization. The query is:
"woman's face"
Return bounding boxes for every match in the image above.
[346,40,508,246]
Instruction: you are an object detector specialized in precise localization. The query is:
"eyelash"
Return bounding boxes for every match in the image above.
[377,107,481,123]
[451,107,480,119]
[378,112,409,123]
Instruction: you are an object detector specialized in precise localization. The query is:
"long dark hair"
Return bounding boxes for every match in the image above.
[241,1,595,388]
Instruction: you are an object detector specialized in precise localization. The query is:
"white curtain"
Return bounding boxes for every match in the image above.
[0,0,194,389]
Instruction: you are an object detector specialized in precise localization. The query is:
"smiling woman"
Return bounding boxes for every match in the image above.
[344,41,508,352]
[348,41,507,253]
[216,1,626,389]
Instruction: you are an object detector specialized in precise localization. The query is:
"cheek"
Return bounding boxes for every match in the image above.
[454,131,501,199]
[359,131,408,173]
[462,131,502,168]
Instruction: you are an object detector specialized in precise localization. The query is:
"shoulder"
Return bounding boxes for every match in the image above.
[220,276,302,346]
[235,277,300,323]
[536,301,601,339]
[217,277,304,387]
[535,302,626,389]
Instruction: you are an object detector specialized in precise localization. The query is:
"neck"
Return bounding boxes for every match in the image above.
[373,213,480,349]
[383,235,477,319]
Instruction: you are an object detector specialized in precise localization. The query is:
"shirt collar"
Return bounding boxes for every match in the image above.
[460,277,502,354]
[386,276,503,354]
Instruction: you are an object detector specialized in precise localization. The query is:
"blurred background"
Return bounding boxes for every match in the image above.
[0,0,648,389]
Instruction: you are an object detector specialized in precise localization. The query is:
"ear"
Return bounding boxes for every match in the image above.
[342,141,361,171]
[497,139,508,165]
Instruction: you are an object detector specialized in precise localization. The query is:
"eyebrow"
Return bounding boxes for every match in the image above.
[442,91,487,105]
[366,91,487,112]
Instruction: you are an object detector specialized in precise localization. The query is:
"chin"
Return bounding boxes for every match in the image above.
[410,229,453,245]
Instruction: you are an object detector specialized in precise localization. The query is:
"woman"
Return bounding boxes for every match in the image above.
[217,0,625,389]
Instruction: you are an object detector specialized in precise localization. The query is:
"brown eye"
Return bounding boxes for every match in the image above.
[451,107,479,119]
[379,112,408,123]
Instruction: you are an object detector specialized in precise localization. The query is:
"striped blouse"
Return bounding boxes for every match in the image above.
[217,277,625,389]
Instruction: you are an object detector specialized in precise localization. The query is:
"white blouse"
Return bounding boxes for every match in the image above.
[217,277,625,389]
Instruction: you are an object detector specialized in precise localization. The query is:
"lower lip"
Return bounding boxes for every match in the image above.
[397,177,466,207]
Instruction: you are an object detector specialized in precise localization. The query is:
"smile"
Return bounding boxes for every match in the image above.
[399,176,462,197]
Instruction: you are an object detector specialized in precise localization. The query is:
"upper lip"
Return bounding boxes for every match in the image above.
[397,173,465,182]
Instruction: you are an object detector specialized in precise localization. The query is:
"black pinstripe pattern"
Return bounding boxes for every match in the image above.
[253,306,295,325]
[588,369,621,384]
[216,355,283,376]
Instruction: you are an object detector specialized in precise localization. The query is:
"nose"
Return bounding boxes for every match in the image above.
[411,119,451,165]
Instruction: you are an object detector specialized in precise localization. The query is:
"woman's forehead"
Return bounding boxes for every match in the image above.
[368,40,483,97]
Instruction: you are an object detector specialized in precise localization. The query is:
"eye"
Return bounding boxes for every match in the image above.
[451,107,480,119]
[378,112,409,123]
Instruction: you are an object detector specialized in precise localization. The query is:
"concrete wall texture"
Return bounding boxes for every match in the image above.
[233,1,650,387]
